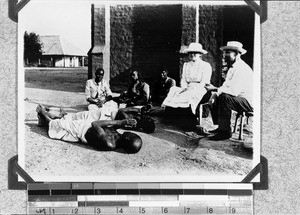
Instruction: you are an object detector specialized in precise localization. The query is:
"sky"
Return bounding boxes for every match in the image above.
[20,0,92,54]
[19,0,248,54]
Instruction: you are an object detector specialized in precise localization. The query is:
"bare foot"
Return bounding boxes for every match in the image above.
[36,104,44,114]
[36,104,47,127]
[59,107,67,117]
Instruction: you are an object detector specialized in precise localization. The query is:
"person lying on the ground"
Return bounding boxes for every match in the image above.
[38,104,154,134]
[36,104,142,153]
[113,69,150,107]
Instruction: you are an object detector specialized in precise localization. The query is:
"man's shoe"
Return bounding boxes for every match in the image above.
[208,128,219,134]
[195,126,210,136]
[208,132,232,141]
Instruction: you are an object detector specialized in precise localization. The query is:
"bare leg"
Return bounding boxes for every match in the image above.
[37,105,66,119]
[46,106,67,119]
[36,104,53,126]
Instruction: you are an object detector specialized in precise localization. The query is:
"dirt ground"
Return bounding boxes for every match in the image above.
[23,68,253,181]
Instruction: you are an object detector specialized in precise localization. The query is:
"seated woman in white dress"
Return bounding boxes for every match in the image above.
[162,42,212,115]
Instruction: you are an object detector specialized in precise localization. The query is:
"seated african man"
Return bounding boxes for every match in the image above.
[85,68,118,113]
[113,69,150,107]
[36,104,142,153]
[151,66,176,105]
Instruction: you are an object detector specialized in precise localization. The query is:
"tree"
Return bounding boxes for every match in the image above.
[24,31,43,65]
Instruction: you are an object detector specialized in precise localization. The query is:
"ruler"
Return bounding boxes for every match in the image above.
[27,183,253,215]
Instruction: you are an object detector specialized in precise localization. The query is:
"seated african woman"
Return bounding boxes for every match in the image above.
[36,104,142,153]
[162,43,212,115]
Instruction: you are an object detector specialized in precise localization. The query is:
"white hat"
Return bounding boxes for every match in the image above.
[220,41,247,55]
[185,43,208,54]
[179,45,188,54]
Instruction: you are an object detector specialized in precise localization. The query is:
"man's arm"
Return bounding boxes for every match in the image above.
[118,107,140,114]
[180,63,188,89]
[92,119,137,129]
[217,66,253,97]
[204,83,218,92]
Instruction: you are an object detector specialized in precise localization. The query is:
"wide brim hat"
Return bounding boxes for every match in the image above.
[185,43,208,54]
[220,41,247,55]
[179,45,189,54]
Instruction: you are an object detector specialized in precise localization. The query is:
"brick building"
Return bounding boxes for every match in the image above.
[88,4,255,92]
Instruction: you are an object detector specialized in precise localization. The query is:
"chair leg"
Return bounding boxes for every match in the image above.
[233,113,240,133]
[198,104,203,127]
[238,113,245,140]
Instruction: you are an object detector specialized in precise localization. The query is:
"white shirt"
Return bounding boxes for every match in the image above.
[217,58,253,106]
[180,60,212,89]
[85,79,112,101]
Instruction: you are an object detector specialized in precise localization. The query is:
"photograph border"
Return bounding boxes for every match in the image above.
[16,0,265,183]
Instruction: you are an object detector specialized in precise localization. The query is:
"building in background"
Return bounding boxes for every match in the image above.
[88,4,255,93]
[39,35,87,67]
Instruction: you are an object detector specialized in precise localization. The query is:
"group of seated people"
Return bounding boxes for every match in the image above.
[36,40,253,153]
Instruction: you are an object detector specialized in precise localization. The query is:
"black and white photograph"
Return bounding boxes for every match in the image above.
[18,0,261,182]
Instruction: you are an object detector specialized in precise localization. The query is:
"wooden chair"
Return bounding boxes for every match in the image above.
[233,112,253,140]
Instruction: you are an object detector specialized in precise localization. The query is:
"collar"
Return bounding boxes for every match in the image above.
[93,79,103,85]
[231,57,243,69]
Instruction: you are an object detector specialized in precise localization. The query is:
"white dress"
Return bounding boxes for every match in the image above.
[162,59,212,114]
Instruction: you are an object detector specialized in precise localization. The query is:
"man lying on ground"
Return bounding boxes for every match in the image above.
[36,104,142,153]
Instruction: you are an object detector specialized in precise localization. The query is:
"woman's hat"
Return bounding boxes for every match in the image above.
[179,45,188,54]
[185,43,208,54]
[220,41,247,55]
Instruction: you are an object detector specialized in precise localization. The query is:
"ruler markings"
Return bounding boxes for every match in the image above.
[27,183,253,214]
[28,206,252,214]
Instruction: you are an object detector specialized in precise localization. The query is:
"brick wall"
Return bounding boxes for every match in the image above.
[90,4,254,91]
[110,4,182,92]
[198,5,223,87]
[109,5,134,91]
[181,5,196,45]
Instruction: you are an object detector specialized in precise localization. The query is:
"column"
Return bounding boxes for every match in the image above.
[88,4,106,79]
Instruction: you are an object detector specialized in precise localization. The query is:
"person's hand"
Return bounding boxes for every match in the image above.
[88,98,100,105]
[208,92,218,105]
[106,95,113,101]
[179,88,188,94]
[96,100,102,107]
[96,99,106,107]
[125,119,137,128]
[204,83,217,92]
